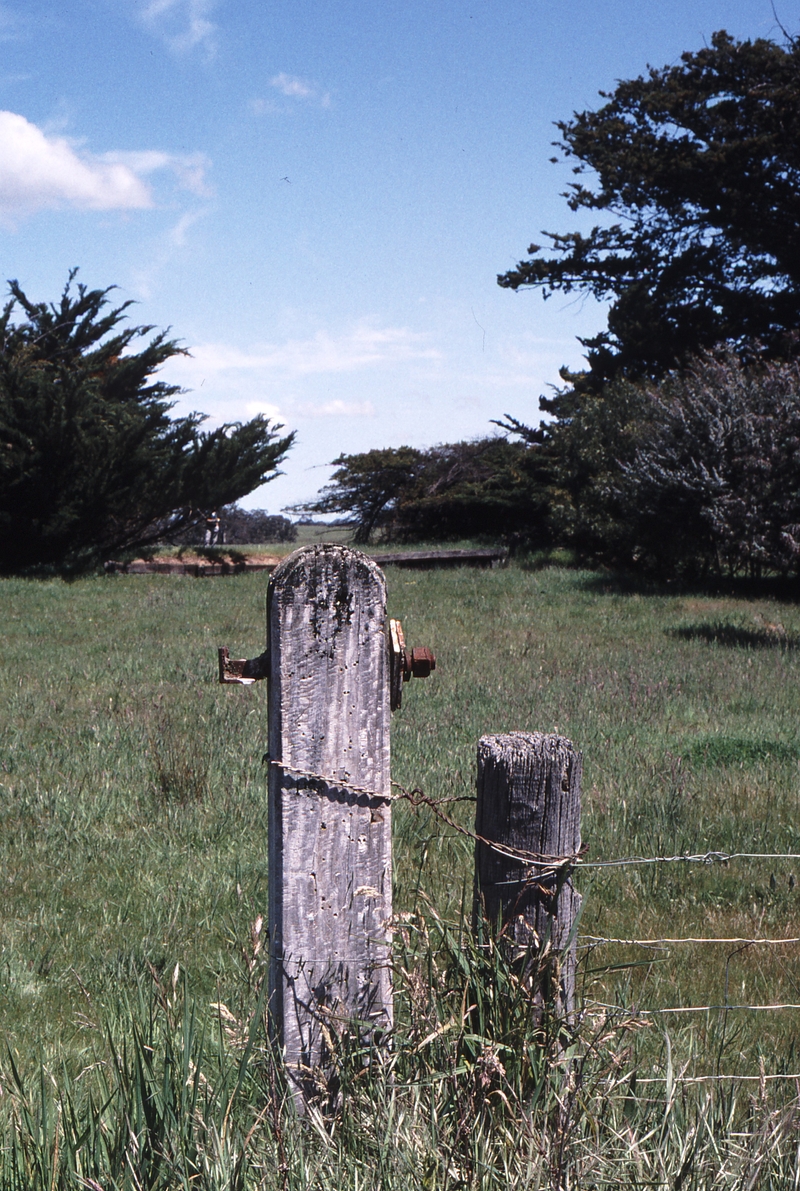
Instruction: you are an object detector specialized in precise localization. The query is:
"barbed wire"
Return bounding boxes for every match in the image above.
[269,758,800,875]
[267,758,551,868]
[581,935,800,947]
[587,999,800,1016]
[270,756,800,1079]
[579,851,800,869]
[631,1072,800,1085]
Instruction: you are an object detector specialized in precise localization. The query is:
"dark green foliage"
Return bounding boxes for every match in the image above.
[296,439,551,545]
[220,506,296,544]
[390,437,550,545]
[499,30,800,390]
[616,352,800,578]
[500,380,652,561]
[498,30,800,567]
[502,351,800,576]
[0,272,294,573]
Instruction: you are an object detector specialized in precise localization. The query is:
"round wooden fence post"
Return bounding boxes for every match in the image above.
[475,731,582,1014]
[267,545,392,1099]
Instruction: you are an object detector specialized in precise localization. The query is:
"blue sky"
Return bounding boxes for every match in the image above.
[0,0,785,511]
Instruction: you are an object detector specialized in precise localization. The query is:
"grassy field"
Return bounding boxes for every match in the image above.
[3,555,800,1185]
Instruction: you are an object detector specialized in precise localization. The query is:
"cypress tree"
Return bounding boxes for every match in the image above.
[0,272,294,573]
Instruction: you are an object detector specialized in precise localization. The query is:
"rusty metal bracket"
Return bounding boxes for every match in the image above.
[218,646,270,685]
[220,620,433,701]
[389,619,436,711]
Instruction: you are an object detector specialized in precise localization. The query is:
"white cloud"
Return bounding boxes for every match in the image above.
[103,149,212,197]
[168,208,207,247]
[296,399,376,418]
[140,0,217,57]
[256,73,331,111]
[0,111,212,221]
[271,73,314,99]
[159,325,441,440]
[245,400,283,420]
[0,110,152,216]
[174,325,439,382]
[248,98,281,117]
[128,205,213,299]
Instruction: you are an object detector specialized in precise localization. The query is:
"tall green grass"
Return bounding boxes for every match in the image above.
[2,907,799,1189]
[2,562,800,1183]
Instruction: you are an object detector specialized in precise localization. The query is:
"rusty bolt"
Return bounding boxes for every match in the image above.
[390,619,436,707]
[408,646,436,679]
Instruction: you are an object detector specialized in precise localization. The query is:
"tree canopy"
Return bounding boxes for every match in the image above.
[290,447,426,543]
[0,273,294,573]
[294,439,550,546]
[388,438,549,545]
[499,30,800,389]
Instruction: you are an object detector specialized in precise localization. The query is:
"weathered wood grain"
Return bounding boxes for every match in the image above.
[475,731,582,1013]
[267,545,392,1096]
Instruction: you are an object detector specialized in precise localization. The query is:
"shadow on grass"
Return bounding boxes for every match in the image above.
[669,622,800,650]
[684,735,800,767]
[575,569,800,603]
[517,548,582,572]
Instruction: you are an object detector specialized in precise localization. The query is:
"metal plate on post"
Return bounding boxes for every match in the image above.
[389,618,406,711]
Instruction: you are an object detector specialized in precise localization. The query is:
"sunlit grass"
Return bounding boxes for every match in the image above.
[3,560,800,1183]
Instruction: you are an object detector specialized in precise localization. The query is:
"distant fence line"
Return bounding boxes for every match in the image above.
[109,546,508,576]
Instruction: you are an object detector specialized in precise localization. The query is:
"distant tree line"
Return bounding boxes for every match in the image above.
[299,352,800,582]
[173,505,297,546]
[291,439,548,546]
[498,351,800,580]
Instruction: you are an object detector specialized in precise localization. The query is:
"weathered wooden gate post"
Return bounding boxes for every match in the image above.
[474,731,582,1015]
[219,544,434,1099]
[267,545,392,1097]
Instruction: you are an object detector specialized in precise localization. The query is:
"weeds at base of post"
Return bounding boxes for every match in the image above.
[1,906,798,1189]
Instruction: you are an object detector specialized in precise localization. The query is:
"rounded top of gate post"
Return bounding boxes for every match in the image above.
[270,542,387,588]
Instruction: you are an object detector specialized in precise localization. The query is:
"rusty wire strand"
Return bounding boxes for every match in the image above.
[582,935,800,947]
[269,759,800,1047]
[268,758,800,876]
[267,758,567,872]
[626,1072,800,1085]
[587,999,800,1015]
